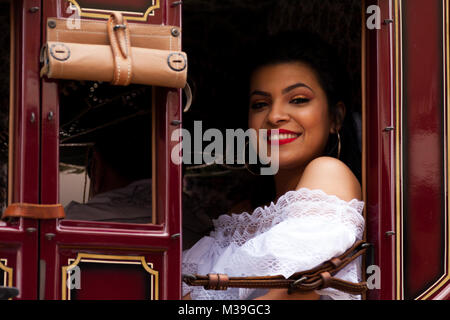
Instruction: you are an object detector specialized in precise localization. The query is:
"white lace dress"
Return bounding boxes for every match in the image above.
[182,188,365,300]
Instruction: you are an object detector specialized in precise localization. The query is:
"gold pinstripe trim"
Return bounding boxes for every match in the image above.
[394,0,404,300]
[62,253,159,300]
[0,259,12,288]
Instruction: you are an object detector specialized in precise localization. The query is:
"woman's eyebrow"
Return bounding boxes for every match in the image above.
[282,83,314,94]
[250,90,271,97]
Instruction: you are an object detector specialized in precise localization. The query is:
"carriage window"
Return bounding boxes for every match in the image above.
[59,81,153,224]
[181,0,362,249]
[0,1,10,214]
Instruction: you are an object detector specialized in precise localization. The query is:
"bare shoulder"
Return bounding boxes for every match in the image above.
[296,157,362,202]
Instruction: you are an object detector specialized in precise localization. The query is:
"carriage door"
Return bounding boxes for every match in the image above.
[0,0,41,300]
[365,0,450,300]
[38,0,182,299]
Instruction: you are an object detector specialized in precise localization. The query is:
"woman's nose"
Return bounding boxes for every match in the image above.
[266,100,289,125]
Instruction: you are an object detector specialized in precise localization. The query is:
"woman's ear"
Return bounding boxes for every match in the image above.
[330,102,346,133]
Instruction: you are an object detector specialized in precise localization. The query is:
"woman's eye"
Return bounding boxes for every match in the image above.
[250,102,268,109]
[290,97,310,104]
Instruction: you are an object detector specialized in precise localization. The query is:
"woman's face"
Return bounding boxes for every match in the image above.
[248,62,335,170]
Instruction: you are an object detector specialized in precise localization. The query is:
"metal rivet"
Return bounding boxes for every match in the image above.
[385,231,396,237]
[45,233,56,240]
[26,227,37,233]
[29,7,40,13]
[171,28,180,37]
[48,20,56,28]
[171,120,182,126]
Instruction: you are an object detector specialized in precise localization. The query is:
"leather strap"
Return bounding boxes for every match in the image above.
[183,240,370,296]
[2,203,66,220]
[108,12,132,86]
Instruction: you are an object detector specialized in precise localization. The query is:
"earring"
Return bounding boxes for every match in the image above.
[337,132,341,159]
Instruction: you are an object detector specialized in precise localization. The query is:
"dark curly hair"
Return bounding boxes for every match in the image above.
[243,31,362,207]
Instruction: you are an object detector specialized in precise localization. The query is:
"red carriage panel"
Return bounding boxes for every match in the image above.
[365,0,450,300]
[0,0,41,300]
[0,0,182,300]
[38,0,183,300]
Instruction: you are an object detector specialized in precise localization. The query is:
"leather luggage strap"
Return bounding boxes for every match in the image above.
[108,12,132,86]
[183,240,370,295]
[2,203,66,220]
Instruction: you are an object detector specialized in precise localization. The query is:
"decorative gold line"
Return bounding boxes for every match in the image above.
[394,0,404,300]
[0,259,13,288]
[62,253,159,300]
[69,258,154,267]
[417,0,450,300]
[82,8,145,16]
[0,259,6,285]
[68,0,160,22]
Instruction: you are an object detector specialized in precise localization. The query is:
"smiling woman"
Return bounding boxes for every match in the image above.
[246,32,361,199]
[182,31,365,300]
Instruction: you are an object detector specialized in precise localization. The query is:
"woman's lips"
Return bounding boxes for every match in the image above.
[266,129,302,146]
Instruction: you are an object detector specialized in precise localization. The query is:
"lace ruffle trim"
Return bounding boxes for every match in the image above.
[210,187,365,248]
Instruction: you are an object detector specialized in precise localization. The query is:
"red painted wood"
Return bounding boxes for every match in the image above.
[59,0,164,24]
[0,0,42,300]
[365,0,396,300]
[402,0,446,300]
[38,0,182,300]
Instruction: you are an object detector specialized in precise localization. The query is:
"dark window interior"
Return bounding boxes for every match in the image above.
[59,81,153,224]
